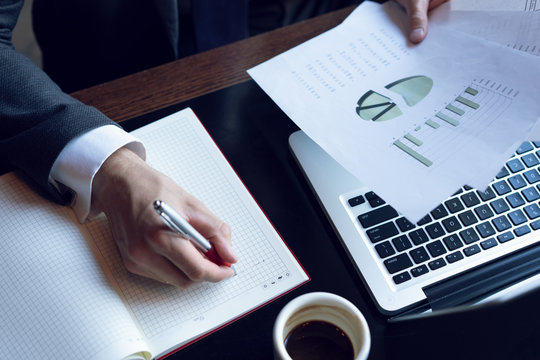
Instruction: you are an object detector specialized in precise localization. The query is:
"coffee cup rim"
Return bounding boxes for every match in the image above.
[273,292,371,360]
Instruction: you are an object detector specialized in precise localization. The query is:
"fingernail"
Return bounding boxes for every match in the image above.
[410,28,425,43]
[229,248,238,261]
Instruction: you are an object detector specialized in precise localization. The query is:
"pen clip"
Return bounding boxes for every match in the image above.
[153,200,232,268]
[157,210,189,238]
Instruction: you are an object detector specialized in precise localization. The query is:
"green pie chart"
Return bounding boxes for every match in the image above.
[356,75,433,122]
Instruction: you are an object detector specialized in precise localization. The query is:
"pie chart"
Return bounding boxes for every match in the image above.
[356,75,433,122]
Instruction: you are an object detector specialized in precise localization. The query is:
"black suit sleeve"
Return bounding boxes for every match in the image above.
[0,0,118,202]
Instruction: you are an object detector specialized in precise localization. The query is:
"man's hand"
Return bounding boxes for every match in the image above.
[92,147,237,288]
[394,0,449,43]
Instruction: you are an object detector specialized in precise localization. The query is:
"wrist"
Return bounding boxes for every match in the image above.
[92,147,146,213]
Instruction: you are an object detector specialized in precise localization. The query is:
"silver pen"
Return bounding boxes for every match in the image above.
[153,200,232,267]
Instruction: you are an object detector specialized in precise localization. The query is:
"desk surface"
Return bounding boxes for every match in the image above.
[72,7,540,360]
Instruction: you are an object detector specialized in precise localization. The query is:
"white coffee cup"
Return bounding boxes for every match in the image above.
[273,292,371,360]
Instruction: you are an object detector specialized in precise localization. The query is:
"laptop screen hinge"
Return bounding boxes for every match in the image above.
[422,242,540,311]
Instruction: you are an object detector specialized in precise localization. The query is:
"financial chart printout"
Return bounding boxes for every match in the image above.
[248,1,540,222]
[432,4,540,57]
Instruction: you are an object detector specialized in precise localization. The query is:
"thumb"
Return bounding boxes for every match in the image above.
[405,0,430,44]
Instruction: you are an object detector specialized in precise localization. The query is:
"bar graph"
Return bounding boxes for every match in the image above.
[391,81,515,167]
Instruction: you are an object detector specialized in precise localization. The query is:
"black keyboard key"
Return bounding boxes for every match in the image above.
[445,198,465,214]
[428,258,447,270]
[522,153,539,167]
[508,209,527,225]
[453,188,464,196]
[477,186,496,201]
[385,253,413,274]
[480,238,498,250]
[416,214,432,226]
[461,192,480,207]
[459,228,480,244]
[464,185,473,191]
[411,265,429,277]
[524,203,540,219]
[474,204,494,220]
[514,225,531,237]
[366,222,399,243]
[531,219,540,230]
[425,223,446,239]
[409,228,430,245]
[517,141,534,154]
[396,217,415,232]
[348,195,365,207]
[490,198,510,214]
[506,193,525,208]
[375,241,396,259]
[431,204,449,220]
[493,180,512,195]
[498,231,515,243]
[443,234,464,251]
[446,251,464,264]
[442,216,462,233]
[508,174,527,190]
[464,244,481,257]
[427,240,447,257]
[495,167,510,179]
[524,169,540,184]
[492,215,512,232]
[392,235,412,252]
[393,272,412,285]
[458,210,478,226]
[358,205,398,228]
[476,222,496,238]
[409,247,430,264]
[507,158,525,173]
[365,191,385,207]
[522,186,540,202]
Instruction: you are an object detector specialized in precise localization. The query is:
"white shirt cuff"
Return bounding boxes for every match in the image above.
[49,125,146,222]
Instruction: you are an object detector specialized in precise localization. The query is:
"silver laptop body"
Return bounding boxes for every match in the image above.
[290,130,540,315]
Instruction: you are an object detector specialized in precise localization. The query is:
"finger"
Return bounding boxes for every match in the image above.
[155,232,235,282]
[121,244,195,288]
[404,0,430,43]
[428,0,450,10]
[183,201,238,264]
[208,222,238,264]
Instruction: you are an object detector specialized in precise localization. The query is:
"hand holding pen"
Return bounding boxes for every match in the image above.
[154,200,235,269]
[92,149,236,288]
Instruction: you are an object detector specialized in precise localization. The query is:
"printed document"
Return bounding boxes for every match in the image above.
[248,1,540,222]
[432,3,540,57]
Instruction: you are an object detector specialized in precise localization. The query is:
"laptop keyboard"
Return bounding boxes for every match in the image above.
[348,141,540,286]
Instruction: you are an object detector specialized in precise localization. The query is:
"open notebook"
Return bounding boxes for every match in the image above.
[0,108,308,360]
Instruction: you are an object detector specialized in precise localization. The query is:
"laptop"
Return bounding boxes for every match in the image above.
[289,130,540,316]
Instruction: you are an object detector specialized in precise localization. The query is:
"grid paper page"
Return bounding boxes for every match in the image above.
[84,108,308,355]
[0,173,147,360]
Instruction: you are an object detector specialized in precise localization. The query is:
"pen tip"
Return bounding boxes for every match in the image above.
[153,200,162,209]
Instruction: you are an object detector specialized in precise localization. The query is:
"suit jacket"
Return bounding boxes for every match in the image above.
[0,0,117,203]
[1,0,360,202]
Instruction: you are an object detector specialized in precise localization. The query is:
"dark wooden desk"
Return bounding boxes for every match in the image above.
[71,7,540,360]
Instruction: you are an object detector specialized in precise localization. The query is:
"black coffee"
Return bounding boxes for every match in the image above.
[284,320,354,360]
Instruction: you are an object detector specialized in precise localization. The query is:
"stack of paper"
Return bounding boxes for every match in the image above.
[248,1,540,222]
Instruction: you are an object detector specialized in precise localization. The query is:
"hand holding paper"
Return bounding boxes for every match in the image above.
[393,0,450,43]
[248,2,540,222]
